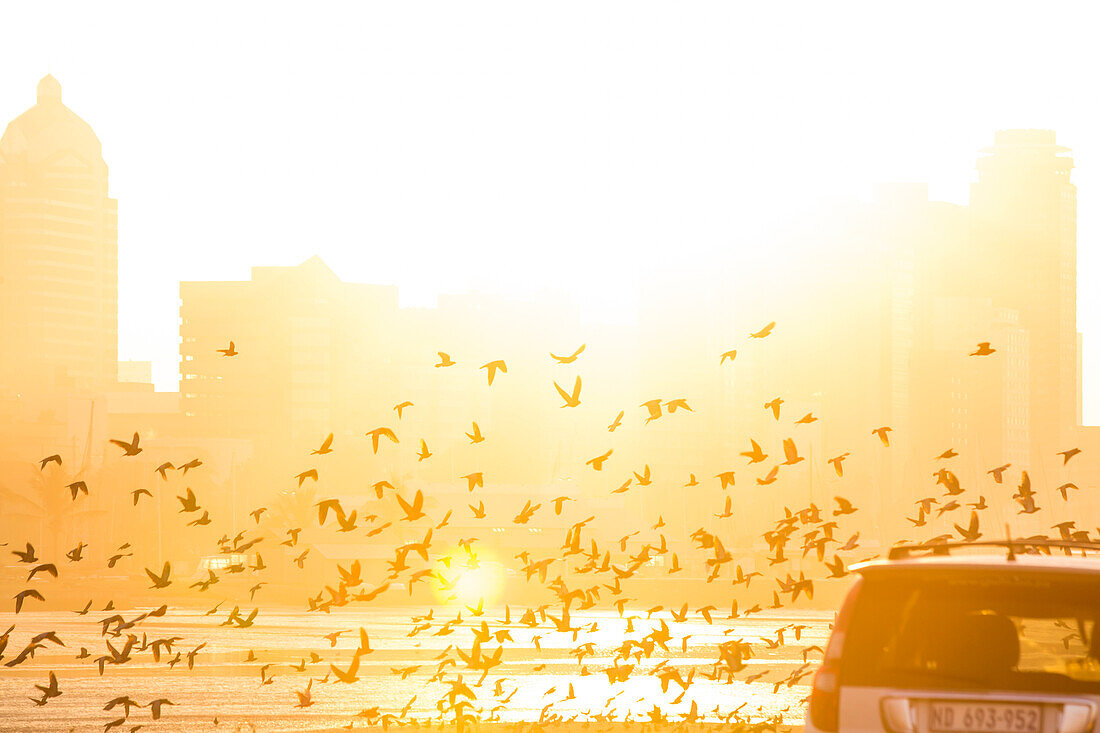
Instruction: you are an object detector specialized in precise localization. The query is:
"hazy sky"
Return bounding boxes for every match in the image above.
[2,1,1098,421]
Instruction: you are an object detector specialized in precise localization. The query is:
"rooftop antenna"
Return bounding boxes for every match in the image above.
[1004,523,1016,561]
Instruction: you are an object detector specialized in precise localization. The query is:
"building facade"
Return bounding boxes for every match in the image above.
[969,130,1078,461]
[0,76,118,395]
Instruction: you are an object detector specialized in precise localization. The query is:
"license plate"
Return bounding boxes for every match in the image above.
[929,702,1042,733]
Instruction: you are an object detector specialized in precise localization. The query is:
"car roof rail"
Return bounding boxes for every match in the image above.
[887,538,1100,561]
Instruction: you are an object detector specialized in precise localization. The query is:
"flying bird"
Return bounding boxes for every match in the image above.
[764,398,783,420]
[953,511,982,541]
[1056,482,1079,501]
[145,562,172,589]
[217,340,238,356]
[750,321,776,338]
[366,427,399,454]
[397,491,426,522]
[312,433,334,455]
[109,432,142,456]
[872,426,892,446]
[586,449,613,471]
[481,360,507,385]
[740,440,767,464]
[394,401,414,419]
[1058,448,1081,465]
[550,344,585,364]
[176,488,200,513]
[607,411,624,432]
[14,589,44,613]
[435,352,455,367]
[828,453,850,477]
[641,399,663,424]
[970,342,996,356]
[782,439,803,465]
[554,376,582,407]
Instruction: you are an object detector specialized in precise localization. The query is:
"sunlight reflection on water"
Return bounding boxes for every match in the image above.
[0,606,828,731]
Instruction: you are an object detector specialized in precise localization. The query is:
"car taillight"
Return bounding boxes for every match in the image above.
[809,577,862,732]
[810,661,840,731]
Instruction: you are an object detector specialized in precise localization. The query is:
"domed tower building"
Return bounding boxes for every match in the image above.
[0,76,118,394]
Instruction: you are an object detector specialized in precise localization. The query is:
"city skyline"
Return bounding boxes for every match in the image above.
[3,69,1090,557]
[5,6,1100,729]
[2,2,1100,423]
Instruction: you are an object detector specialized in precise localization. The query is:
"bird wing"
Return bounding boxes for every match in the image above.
[783,439,798,462]
[553,381,573,403]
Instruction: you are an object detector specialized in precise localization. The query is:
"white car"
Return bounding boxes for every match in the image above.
[806,541,1100,733]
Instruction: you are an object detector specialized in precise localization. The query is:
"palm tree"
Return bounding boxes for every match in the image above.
[26,463,85,559]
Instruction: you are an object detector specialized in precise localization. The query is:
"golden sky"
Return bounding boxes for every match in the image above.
[2,0,1098,421]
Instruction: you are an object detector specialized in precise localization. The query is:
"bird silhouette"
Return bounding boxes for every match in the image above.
[970,342,996,356]
[145,562,172,589]
[481,360,507,385]
[216,340,238,356]
[109,432,142,456]
[66,481,88,500]
[554,376,582,407]
[14,589,44,613]
[764,398,783,420]
[550,344,586,363]
[640,399,663,423]
[1058,447,1082,465]
[828,452,850,476]
[366,427,399,454]
[607,411,624,432]
[312,433,334,455]
[176,488,200,513]
[397,491,426,521]
[750,321,776,338]
[781,439,804,465]
[586,449,613,471]
[417,439,432,461]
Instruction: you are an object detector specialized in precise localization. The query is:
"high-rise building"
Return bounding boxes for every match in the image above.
[179,256,400,473]
[970,130,1078,460]
[0,76,118,394]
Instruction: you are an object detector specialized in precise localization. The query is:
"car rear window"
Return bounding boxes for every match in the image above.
[840,570,1100,693]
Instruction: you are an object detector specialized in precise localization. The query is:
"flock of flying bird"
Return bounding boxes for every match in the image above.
[1,323,1091,732]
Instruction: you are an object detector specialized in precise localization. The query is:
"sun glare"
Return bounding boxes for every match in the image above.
[434,550,505,608]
